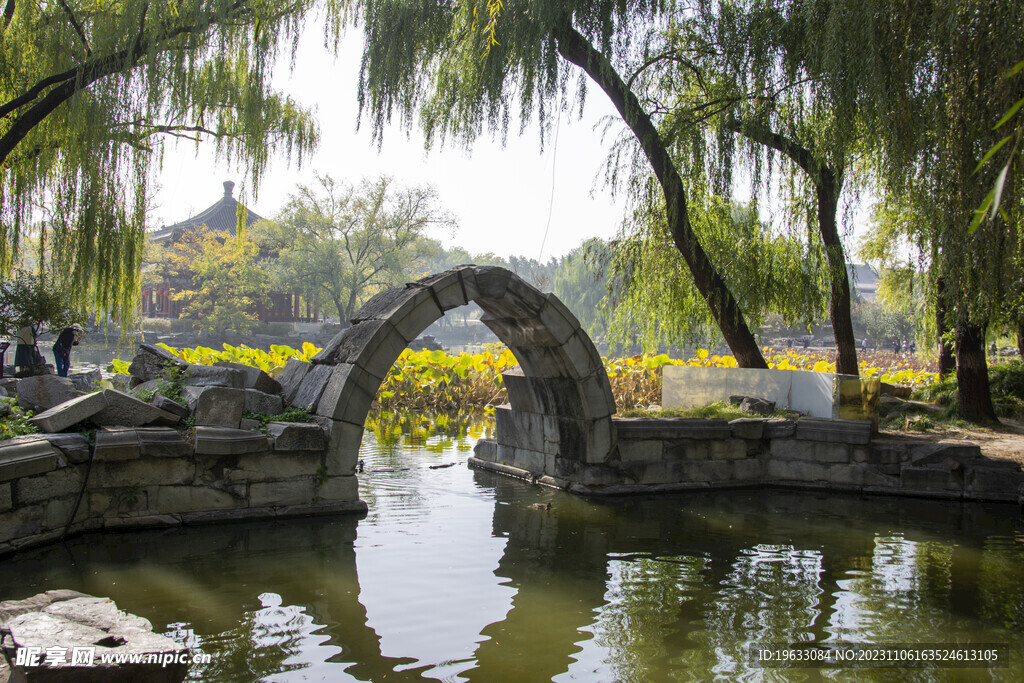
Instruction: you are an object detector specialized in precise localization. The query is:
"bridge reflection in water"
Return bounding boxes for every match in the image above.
[0,428,1021,681]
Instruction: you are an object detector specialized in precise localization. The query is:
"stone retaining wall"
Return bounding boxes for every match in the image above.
[0,424,364,557]
[471,407,1024,503]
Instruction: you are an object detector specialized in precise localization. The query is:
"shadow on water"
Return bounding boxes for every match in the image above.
[0,410,1021,681]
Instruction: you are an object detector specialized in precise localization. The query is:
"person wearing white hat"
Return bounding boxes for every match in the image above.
[53,323,84,378]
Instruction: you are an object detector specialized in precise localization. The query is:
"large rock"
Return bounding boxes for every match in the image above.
[213,361,283,394]
[15,375,82,413]
[28,391,108,432]
[0,593,187,683]
[91,390,181,427]
[127,343,186,383]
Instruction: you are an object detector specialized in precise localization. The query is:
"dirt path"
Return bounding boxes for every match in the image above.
[879,418,1024,466]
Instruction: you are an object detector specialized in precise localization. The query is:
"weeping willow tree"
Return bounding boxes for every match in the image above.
[353,0,771,368]
[607,181,826,352]
[0,0,343,324]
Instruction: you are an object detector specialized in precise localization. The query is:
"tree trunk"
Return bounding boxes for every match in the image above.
[1018,317,1024,360]
[936,277,956,378]
[816,172,858,376]
[555,25,767,368]
[955,321,996,423]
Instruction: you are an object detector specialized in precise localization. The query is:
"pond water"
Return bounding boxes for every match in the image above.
[1,412,1023,681]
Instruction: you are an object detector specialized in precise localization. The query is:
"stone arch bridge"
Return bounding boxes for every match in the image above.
[303,265,618,487]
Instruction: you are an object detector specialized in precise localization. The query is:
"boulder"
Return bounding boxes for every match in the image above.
[729,396,777,416]
[213,361,284,394]
[0,593,188,683]
[91,390,181,427]
[15,375,82,412]
[127,343,186,383]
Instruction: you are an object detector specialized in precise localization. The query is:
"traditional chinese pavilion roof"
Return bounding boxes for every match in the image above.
[149,181,263,244]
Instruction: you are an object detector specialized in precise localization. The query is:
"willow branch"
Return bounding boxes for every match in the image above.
[57,0,91,57]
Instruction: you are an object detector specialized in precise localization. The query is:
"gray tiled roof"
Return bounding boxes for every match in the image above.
[149,181,264,244]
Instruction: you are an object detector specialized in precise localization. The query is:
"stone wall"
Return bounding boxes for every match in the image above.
[0,423,364,557]
[471,407,1024,503]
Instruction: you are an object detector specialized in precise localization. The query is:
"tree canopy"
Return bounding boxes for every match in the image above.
[1,0,341,323]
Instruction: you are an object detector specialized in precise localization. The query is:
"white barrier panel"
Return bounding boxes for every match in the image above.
[662,366,835,418]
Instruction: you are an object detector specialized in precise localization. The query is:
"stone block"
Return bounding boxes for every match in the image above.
[315,363,379,423]
[766,458,830,482]
[277,358,312,405]
[94,428,141,461]
[506,344,570,378]
[473,439,498,462]
[708,440,747,460]
[964,462,1024,500]
[240,418,261,431]
[268,422,325,451]
[770,439,849,463]
[560,329,604,380]
[763,418,796,439]
[0,438,59,482]
[732,458,764,481]
[580,464,626,487]
[213,361,283,394]
[318,475,358,502]
[193,427,270,456]
[0,483,10,512]
[90,458,194,488]
[618,439,663,462]
[136,427,192,458]
[192,387,244,428]
[182,364,245,389]
[354,284,443,342]
[908,440,983,467]
[128,343,187,382]
[290,363,334,412]
[472,265,512,299]
[901,465,963,493]
[128,378,163,400]
[481,314,561,348]
[867,441,909,465]
[537,294,581,345]
[244,388,283,416]
[15,375,81,413]
[729,418,764,440]
[0,505,44,540]
[41,433,90,465]
[680,459,732,483]
[15,468,84,505]
[249,479,316,507]
[324,420,364,475]
[795,417,872,444]
[28,391,107,432]
[151,393,189,418]
[154,486,240,514]
[664,439,709,461]
[93,390,180,427]
[313,319,404,375]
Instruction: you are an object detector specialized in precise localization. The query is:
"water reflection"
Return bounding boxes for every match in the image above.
[0,411,1021,681]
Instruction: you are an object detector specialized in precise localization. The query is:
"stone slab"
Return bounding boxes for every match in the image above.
[613,417,732,440]
[290,363,334,412]
[92,390,180,427]
[193,427,270,456]
[0,438,59,482]
[729,418,764,440]
[28,391,108,433]
[183,363,245,389]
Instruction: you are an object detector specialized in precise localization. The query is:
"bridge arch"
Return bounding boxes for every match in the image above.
[306,265,617,480]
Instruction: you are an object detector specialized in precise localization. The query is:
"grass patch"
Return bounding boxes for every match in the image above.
[619,401,791,421]
[910,360,1024,420]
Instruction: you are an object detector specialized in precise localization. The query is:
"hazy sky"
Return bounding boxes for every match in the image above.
[151,29,630,261]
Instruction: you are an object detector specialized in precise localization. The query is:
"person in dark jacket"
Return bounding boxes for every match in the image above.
[53,324,83,377]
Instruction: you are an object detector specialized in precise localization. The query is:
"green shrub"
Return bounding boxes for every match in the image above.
[0,399,39,440]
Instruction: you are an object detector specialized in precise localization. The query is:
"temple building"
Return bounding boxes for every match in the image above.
[141,181,316,322]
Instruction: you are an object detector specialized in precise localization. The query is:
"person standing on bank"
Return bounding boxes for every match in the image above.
[53,324,83,378]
